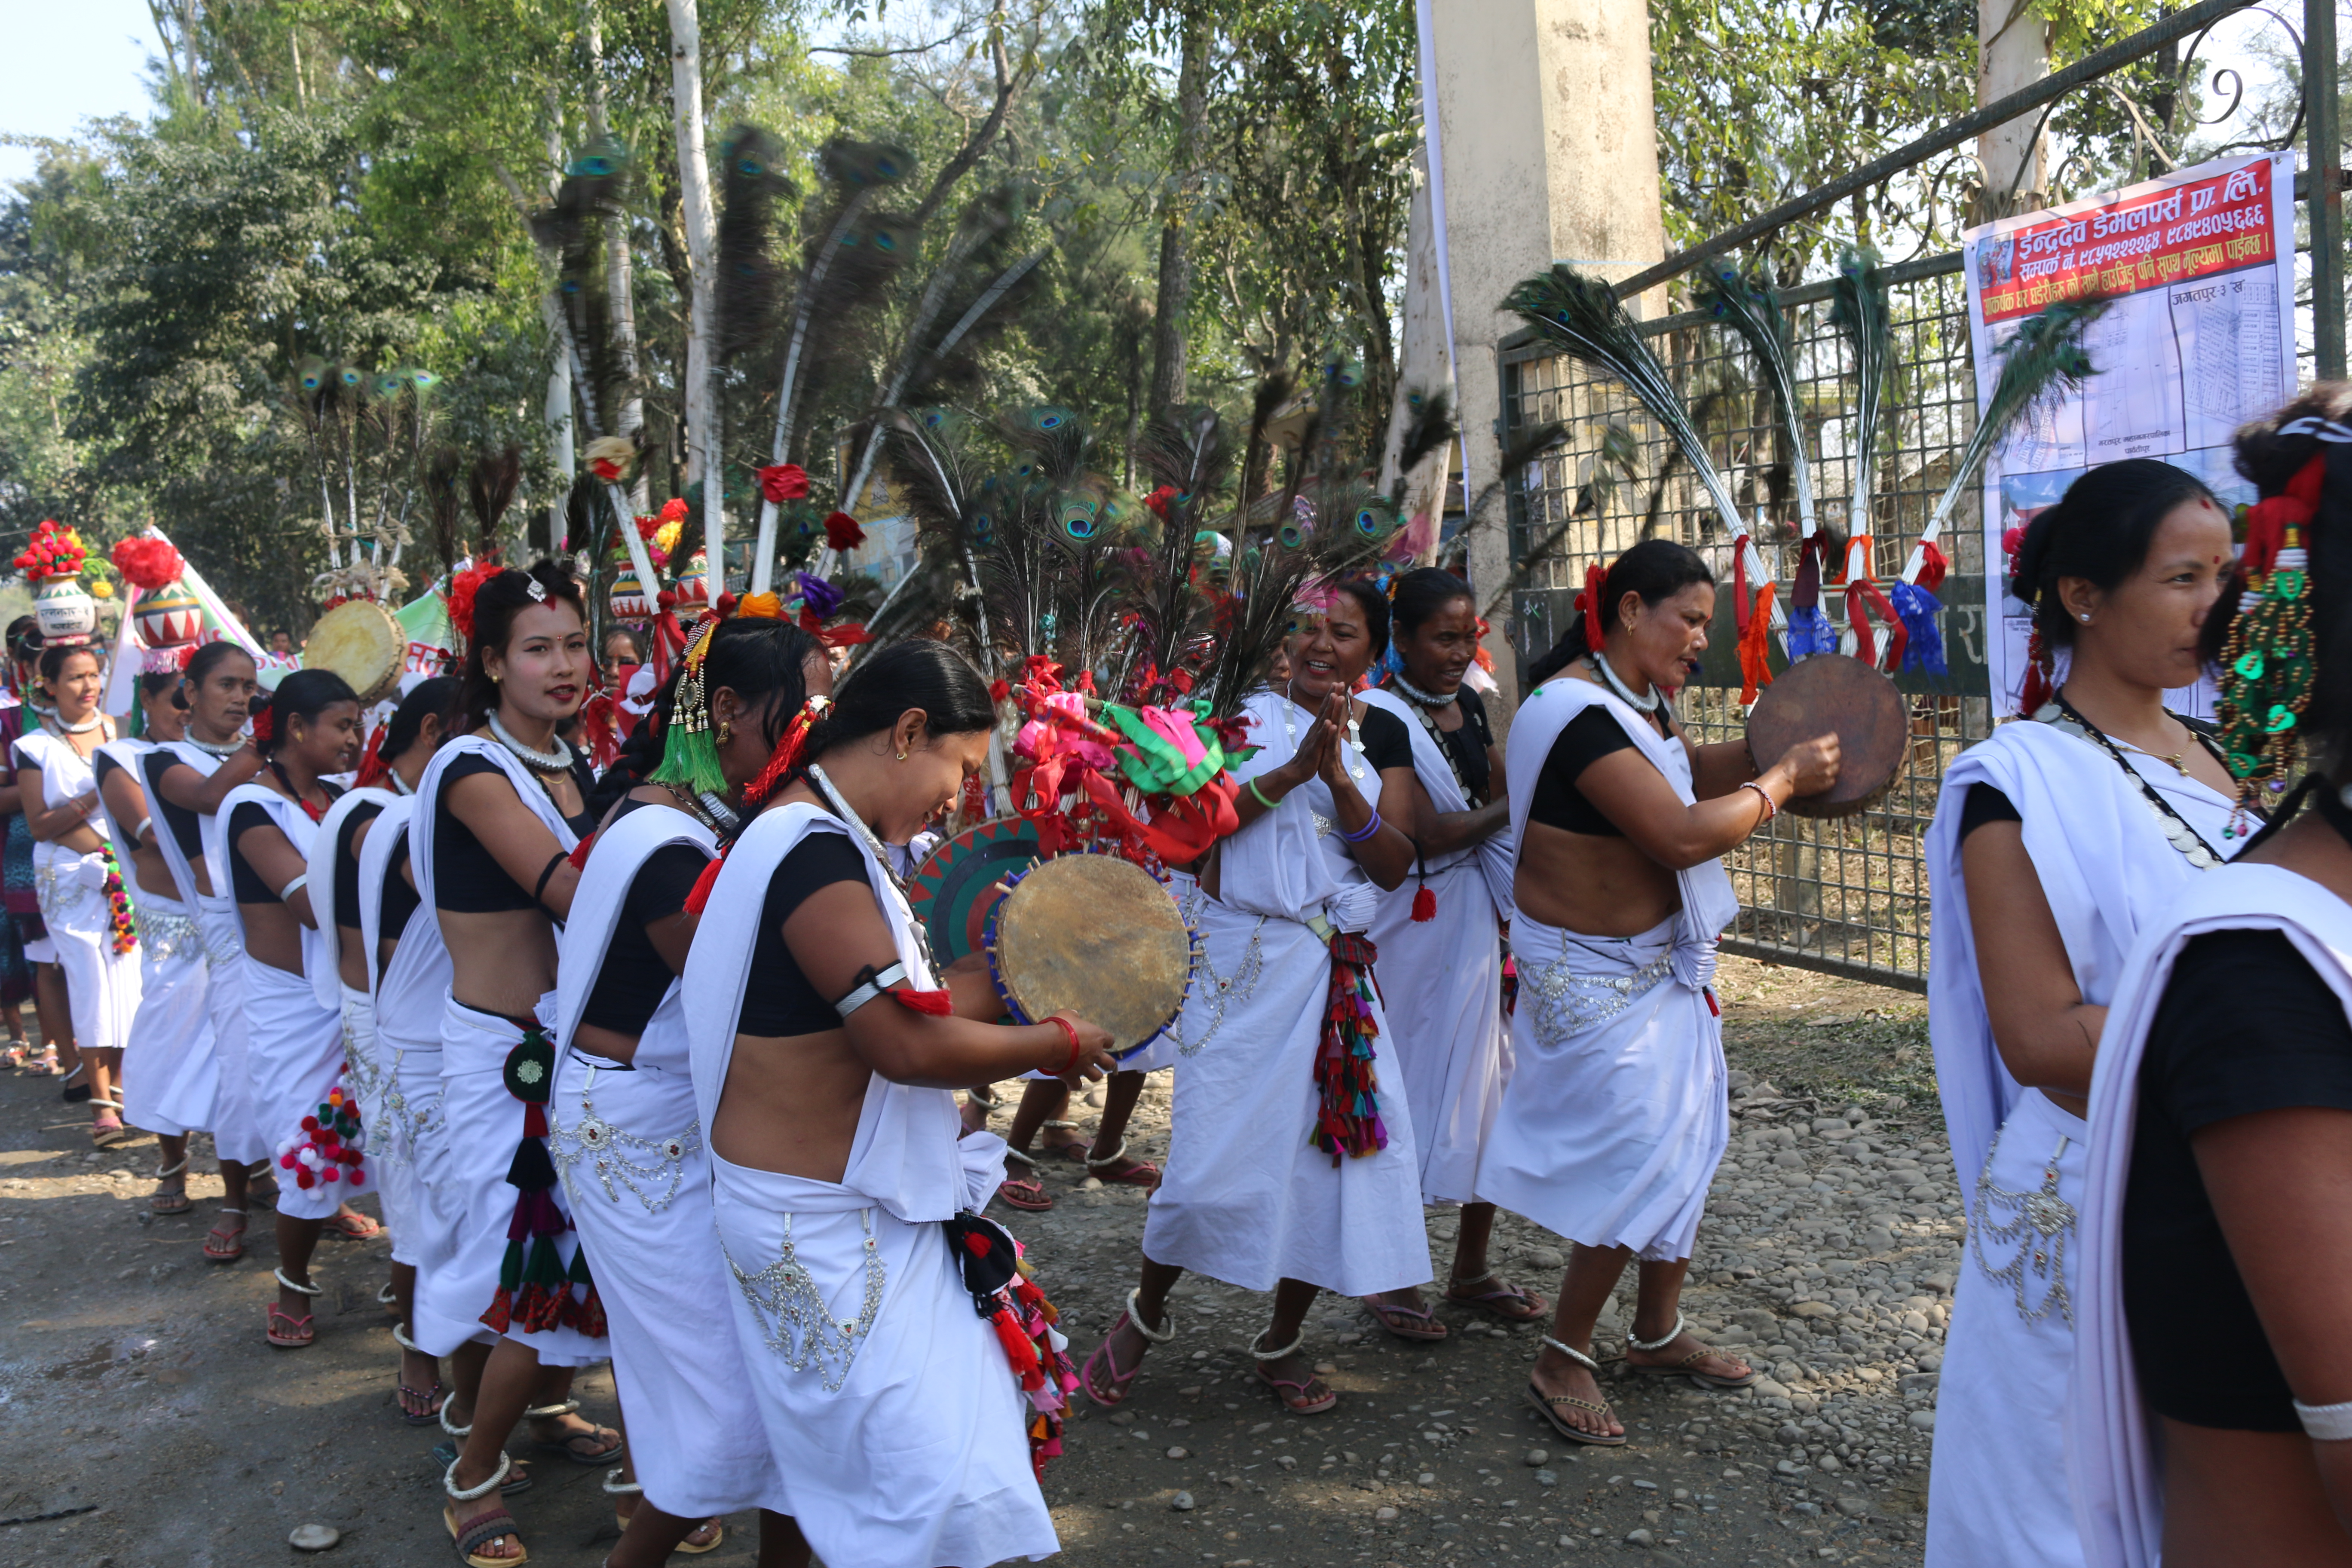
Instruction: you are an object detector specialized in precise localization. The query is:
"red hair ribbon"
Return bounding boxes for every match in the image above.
[351,722,390,789]
[2242,453,2327,577]
[1576,562,1608,656]
[1731,536,1777,705]
[683,856,724,916]
[741,696,831,810]
[2019,625,2055,716]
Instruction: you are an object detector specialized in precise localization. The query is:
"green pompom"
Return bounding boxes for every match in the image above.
[649,721,728,796]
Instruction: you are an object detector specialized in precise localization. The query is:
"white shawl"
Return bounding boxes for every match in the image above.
[1219,689,1383,934]
[2069,864,2352,1568]
[305,787,397,1015]
[410,733,581,928]
[554,802,715,1050]
[206,782,333,980]
[1358,686,1515,917]
[682,801,992,1225]
[1925,720,2234,1217]
[144,741,223,909]
[357,798,449,1017]
[91,737,150,856]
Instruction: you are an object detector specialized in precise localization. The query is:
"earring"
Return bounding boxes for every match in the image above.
[896,748,908,762]
[2079,613,2091,623]
[490,670,502,683]
[717,719,732,745]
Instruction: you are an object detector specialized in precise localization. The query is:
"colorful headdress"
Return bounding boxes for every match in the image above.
[649,603,734,795]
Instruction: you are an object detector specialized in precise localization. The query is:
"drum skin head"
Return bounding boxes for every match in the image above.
[305,599,406,704]
[908,818,1044,963]
[1746,652,1907,819]
[986,854,1196,1054]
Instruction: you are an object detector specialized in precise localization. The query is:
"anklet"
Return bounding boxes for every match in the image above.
[439,1399,473,1439]
[1540,1335,1602,1373]
[1124,1288,1177,1344]
[1252,1327,1307,1362]
[273,1268,323,1298]
[524,1398,582,1420]
[1086,1140,1134,1170]
[1042,1118,1080,1131]
[444,1452,512,1501]
[601,1467,643,1497]
[1625,1312,1687,1353]
[1449,1268,1497,1289]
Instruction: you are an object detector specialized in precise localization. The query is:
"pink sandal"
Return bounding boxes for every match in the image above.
[1444,1270,1550,1323]
[1252,1329,1337,1414]
[1364,1294,1449,1341]
[1081,1291,1174,1408]
[1083,1141,1160,1188]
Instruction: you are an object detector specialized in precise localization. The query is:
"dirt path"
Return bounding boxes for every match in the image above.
[0,956,1954,1568]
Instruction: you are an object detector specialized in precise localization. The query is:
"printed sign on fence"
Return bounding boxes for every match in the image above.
[1962,149,2298,716]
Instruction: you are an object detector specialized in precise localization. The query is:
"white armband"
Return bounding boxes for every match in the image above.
[132,816,153,847]
[277,874,308,904]
[2294,1398,2352,1441]
[835,961,911,1019]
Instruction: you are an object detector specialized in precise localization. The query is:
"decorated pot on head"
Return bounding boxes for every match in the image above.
[609,566,651,621]
[34,575,95,642]
[673,549,713,610]
[134,580,204,649]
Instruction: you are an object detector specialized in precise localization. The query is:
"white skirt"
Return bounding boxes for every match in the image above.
[381,990,470,1340]
[1367,855,1510,1206]
[243,956,355,1224]
[1475,913,1726,1262]
[340,986,424,1265]
[119,893,216,1138]
[1142,898,1431,1297]
[552,1039,787,1517]
[1926,1088,2089,1568]
[197,900,268,1167]
[35,847,141,1057]
[711,1152,1057,1568]
[417,995,604,1366]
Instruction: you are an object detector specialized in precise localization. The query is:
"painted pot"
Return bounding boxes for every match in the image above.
[34,575,95,641]
[134,580,204,649]
[674,551,712,610]
[609,568,650,622]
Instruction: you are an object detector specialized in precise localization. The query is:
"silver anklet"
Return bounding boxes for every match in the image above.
[1253,1326,1307,1362]
[1124,1288,1177,1343]
[1540,1335,1602,1373]
[1086,1140,1134,1170]
[1625,1312,1687,1353]
[443,1452,512,1501]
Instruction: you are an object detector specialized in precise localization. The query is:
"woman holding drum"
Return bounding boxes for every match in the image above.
[1358,566,1540,1338]
[683,637,1115,1568]
[1923,459,2240,1568]
[552,606,830,1566]
[1086,580,1432,1415]
[1477,539,1838,1445]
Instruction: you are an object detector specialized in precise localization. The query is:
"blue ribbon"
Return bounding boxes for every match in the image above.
[1891,581,1945,676]
[1786,603,1839,662]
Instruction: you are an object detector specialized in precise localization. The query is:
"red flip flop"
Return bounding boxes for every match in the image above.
[996,1176,1054,1212]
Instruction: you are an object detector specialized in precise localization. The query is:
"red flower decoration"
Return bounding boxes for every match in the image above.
[758,464,811,504]
[590,456,625,482]
[634,514,662,540]
[823,511,865,551]
[658,497,689,524]
[110,536,185,591]
[444,563,501,642]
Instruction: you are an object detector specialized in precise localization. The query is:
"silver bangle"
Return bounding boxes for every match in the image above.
[2294,1397,2352,1441]
[277,873,308,903]
[835,960,910,1020]
[133,816,152,846]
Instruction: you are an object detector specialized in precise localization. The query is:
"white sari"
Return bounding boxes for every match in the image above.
[2067,864,2352,1568]
[1359,685,1514,1205]
[152,740,266,1166]
[14,729,142,1058]
[1922,716,2233,1568]
[410,735,603,1365]
[1474,678,1737,1262]
[309,789,400,1240]
[98,738,215,1138]
[209,783,354,1225]
[683,802,1054,1568]
[1143,689,1432,1296]
[551,801,787,1519]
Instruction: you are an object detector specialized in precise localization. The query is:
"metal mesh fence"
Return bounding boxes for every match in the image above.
[1498,255,1991,990]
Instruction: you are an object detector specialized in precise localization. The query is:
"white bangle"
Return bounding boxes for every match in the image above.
[835,960,910,1019]
[2294,1397,2352,1441]
[277,874,308,903]
[1736,779,1778,824]
[132,816,152,846]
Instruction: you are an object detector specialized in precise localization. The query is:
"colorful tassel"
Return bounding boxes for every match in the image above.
[1311,932,1388,1163]
[1410,883,1436,923]
[684,857,724,916]
[1891,582,1946,675]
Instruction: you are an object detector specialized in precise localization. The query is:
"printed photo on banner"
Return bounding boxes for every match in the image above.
[1962,148,2298,716]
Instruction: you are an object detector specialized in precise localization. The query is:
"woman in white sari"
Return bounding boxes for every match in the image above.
[1478,539,1837,1446]
[685,638,1115,1568]
[15,643,142,1147]
[2070,392,2352,1567]
[1925,460,2240,1566]
[1359,567,1537,1338]
[143,641,269,1259]
[211,669,368,1347]
[554,609,830,1565]
[1085,582,1432,1415]
[95,672,214,1213]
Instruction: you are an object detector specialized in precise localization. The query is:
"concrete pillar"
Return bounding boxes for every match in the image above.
[1975,0,2049,218]
[1424,0,1665,734]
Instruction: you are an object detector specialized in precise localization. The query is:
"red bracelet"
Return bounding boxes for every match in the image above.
[1047,1015,1082,1074]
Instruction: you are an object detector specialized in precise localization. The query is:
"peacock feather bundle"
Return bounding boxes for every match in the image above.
[1827,248,1894,541]
[1695,261,1816,538]
[714,125,792,362]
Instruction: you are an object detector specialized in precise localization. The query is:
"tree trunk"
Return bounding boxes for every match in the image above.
[1148,9,1210,416]
[585,1,647,508]
[666,0,721,579]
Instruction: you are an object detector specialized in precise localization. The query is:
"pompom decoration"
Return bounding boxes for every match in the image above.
[101,842,137,956]
[1312,932,1388,1162]
[111,536,185,592]
[15,520,88,579]
[758,464,811,504]
[823,511,866,552]
[444,563,501,643]
[276,1080,365,1193]
[658,497,689,524]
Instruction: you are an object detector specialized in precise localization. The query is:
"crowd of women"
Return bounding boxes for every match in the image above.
[16,386,2352,1568]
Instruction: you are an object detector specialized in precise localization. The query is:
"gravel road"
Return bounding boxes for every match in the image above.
[0,955,1961,1567]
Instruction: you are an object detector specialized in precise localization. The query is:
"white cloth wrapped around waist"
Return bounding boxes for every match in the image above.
[120,886,216,1139]
[193,896,265,1165]
[242,955,354,1224]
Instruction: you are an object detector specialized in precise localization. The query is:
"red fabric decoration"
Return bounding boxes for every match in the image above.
[351,722,390,789]
[1731,536,1777,705]
[1840,537,1908,672]
[567,835,596,870]
[444,564,501,643]
[989,679,1011,705]
[249,706,275,747]
[1410,884,1437,922]
[2242,453,2326,576]
[110,536,184,591]
[684,856,725,917]
[2019,626,2055,716]
[819,621,872,648]
[888,987,956,1016]
[656,589,678,610]
[658,497,689,524]
[1576,562,1609,656]
[1914,539,1951,594]
[757,464,811,504]
[823,511,867,551]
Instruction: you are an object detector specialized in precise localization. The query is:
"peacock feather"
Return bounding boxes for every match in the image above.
[1827,248,1894,542]
[1696,260,1816,537]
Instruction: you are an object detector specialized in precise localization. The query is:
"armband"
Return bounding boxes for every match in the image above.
[277,874,308,903]
[2294,1397,2352,1441]
[835,962,911,1019]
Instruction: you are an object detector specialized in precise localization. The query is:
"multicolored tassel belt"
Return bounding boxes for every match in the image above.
[481,1013,605,1340]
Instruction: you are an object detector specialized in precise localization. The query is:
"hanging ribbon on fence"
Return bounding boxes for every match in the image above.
[1730,534,1778,704]
[1785,535,1838,660]
[1841,534,1907,673]
[1890,540,1950,677]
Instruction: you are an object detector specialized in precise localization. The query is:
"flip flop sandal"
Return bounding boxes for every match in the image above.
[1083,1140,1161,1188]
[526,1400,624,1464]
[202,1207,249,1263]
[321,1210,384,1240]
[1525,1336,1627,1446]
[444,1456,529,1567]
[21,1050,61,1076]
[431,1442,533,1494]
[91,1118,127,1148]
[1081,1290,1175,1409]
[150,1155,192,1214]
[1625,1312,1762,1390]
[1250,1328,1338,1414]
[394,1325,447,1425]
[1363,1296,1450,1342]
[1445,1269,1550,1323]
[267,1268,323,1348]
[995,1175,1054,1212]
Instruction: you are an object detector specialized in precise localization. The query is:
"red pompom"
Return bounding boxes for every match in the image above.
[568,835,595,870]
[965,1233,994,1257]
[1410,885,1436,923]
[888,988,956,1016]
[656,589,678,610]
[684,856,725,917]
[110,536,186,591]
[713,592,738,620]
[823,511,866,552]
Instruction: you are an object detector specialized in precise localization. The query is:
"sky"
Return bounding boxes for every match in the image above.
[0,0,163,186]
